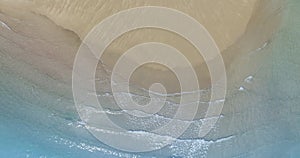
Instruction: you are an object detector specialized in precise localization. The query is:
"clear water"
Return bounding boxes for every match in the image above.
[0,0,300,157]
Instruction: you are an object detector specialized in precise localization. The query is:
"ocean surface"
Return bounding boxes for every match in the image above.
[0,0,300,157]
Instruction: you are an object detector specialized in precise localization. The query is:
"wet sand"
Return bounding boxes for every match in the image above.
[0,0,283,93]
[0,0,290,157]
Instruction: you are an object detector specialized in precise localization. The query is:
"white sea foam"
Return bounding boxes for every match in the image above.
[244,75,254,83]
[49,136,139,158]
[0,20,11,30]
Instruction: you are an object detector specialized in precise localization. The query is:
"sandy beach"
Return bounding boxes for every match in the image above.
[2,0,298,157]
[0,0,282,93]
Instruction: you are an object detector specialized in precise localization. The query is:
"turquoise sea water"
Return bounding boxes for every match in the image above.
[0,0,300,157]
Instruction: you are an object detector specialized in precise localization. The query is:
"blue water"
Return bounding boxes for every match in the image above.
[0,0,300,157]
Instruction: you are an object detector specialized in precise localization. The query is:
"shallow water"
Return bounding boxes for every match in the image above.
[0,0,300,158]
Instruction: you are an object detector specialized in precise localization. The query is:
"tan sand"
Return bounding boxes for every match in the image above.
[0,0,288,155]
[0,0,283,94]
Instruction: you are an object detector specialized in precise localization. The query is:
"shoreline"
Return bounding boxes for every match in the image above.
[0,0,284,93]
